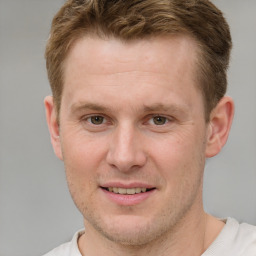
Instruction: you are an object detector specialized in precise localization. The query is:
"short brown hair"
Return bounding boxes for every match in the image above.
[45,0,232,121]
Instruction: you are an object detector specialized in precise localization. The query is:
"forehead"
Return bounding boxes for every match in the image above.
[63,34,199,81]
[61,35,203,116]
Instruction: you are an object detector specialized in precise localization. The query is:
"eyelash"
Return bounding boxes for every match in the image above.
[148,115,169,125]
[83,115,108,126]
[81,114,174,129]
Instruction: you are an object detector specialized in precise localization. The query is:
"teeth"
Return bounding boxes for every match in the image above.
[118,188,126,194]
[107,187,149,194]
[135,188,142,193]
[127,188,136,194]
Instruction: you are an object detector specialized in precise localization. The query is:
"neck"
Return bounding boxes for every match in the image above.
[78,207,224,256]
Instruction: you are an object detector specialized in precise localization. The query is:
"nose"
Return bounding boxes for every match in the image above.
[106,124,147,172]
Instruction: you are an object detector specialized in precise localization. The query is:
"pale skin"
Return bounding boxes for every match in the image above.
[45,35,234,256]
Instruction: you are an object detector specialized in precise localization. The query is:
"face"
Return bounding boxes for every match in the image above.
[47,35,212,245]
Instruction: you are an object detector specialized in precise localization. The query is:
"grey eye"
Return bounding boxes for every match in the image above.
[152,116,167,125]
[89,116,105,125]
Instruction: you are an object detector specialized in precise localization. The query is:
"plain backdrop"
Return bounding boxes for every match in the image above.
[0,1,255,255]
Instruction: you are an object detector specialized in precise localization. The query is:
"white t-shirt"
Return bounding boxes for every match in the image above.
[43,218,256,256]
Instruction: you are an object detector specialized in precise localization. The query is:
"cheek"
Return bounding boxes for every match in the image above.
[150,134,206,212]
[62,129,105,163]
[61,132,108,186]
[62,137,104,210]
[150,130,206,183]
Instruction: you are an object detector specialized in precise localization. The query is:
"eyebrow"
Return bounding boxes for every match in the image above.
[142,103,185,113]
[71,103,109,113]
[71,102,188,115]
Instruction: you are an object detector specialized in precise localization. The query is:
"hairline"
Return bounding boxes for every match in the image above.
[55,31,210,123]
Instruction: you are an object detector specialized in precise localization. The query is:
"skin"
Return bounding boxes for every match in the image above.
[45,35,234,256]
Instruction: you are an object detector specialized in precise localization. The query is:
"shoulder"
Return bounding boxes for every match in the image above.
[204,218,256,256]
[42,229,84,256]
[43,241,72,256]
[236,220,256,255]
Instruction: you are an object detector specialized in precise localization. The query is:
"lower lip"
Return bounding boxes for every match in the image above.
[101,188,155,206]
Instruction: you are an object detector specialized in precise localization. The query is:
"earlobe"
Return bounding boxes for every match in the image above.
[44,96,63,160]
[205,96,234,158]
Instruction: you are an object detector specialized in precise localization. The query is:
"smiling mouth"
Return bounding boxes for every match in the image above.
[101,187,155,195]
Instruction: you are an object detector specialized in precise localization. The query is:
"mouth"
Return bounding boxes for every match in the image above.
[100,185,156,205]
[101,187,155,195]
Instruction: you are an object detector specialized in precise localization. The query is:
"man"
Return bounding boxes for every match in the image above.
[43,0,256,255]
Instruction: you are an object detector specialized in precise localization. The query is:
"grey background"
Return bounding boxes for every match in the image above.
[0,0,255,255]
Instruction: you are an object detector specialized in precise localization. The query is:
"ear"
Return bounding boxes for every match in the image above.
[205,96,234,158]
[44,96,63,160]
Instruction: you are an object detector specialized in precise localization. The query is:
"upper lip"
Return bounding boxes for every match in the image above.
[100,182,155,189]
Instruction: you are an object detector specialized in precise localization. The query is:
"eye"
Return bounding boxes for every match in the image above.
[88,115,105,125]
[149,116,168,125]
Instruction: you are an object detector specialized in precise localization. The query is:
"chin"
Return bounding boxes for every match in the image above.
[86,213,171,246]
[98,223,157,246]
